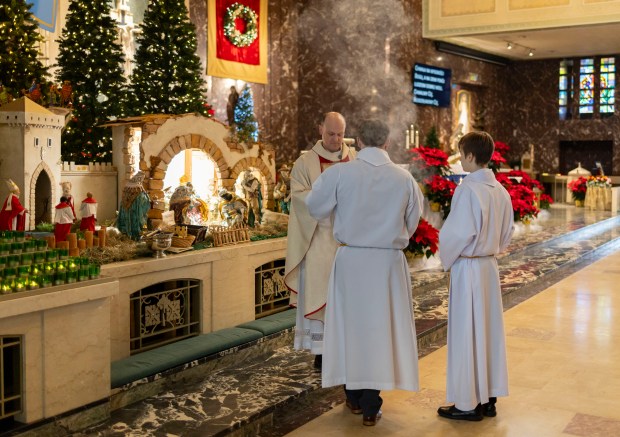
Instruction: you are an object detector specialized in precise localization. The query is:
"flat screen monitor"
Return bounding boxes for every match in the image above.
[412,63,451,108]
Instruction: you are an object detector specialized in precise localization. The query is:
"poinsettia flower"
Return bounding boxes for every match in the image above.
[493,141,510,157]
[407,218,439,258]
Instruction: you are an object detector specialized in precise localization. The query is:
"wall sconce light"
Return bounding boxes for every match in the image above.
[506,42,513,50]
[528,49,534,57]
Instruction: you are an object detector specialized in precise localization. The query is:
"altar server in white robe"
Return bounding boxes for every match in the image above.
[438,131,514,421]
[306,119,423,426]
[285,112,355,368]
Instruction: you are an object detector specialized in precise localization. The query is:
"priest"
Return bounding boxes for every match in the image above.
[284,112,355,369]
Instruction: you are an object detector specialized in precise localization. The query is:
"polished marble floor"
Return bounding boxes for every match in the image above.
[63,206,620,436]
[286,246,620,437]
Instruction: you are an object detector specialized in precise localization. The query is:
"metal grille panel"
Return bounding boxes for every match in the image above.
[0,336,22,420]
[254,258,289,318]
[130,279,201,354]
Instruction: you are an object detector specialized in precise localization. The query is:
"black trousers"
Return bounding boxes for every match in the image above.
[344,386,382,416]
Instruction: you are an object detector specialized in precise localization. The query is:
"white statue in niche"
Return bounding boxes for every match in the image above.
[451,90,472,153]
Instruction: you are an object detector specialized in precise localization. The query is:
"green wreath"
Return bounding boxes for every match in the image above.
[224,3,258,48]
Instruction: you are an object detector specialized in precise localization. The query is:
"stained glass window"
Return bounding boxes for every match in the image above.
[579,58,595,115]
[600,57,615,115]
[559,60,571,120]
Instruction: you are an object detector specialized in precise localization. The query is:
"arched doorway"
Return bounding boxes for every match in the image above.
[34,169,52,226]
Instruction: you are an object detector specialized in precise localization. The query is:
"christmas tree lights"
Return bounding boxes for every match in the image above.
[128,0,210,116]
[0,1,48,97]
[56,0,127,164]
[234,85,259,143]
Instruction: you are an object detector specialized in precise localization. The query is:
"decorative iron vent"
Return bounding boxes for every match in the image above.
[254,258,289,318]
[0,336,22,420]
[130,279,201,354]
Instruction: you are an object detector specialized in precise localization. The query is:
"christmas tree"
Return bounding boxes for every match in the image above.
[234,86,259,143]
[0,0,48,98]
[128,0,210,116]
[425,126,440,149]
[56,0,127,164]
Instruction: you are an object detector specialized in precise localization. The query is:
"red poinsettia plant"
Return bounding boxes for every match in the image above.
[506,170,544,191]
[495,172,540,222]
[406,218,439,259]
[488,151,507,172]
[424,175,457,218]
[493,141,510,158]
[568,177,588,201]
[540,193,554,210]
[409,146,451,175]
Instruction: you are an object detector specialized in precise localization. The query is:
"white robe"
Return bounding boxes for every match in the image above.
[306,147,424,391]
[439,168,514,411]
[285,141,355,354]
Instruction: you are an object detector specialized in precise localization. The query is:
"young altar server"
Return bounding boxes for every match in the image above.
[54,196,74,242]
[79,192,98,232]
[306,118,424,426]
[437,131,515,421]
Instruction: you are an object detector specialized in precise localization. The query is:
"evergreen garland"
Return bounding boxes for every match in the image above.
[56,0,127,164]
[425,126,440,149]
[0,0,48,97]
[128,0,210,116]
[234,86,259,143]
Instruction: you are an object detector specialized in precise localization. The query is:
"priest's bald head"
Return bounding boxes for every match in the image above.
[319,112,346,153]
[357,119,390,150]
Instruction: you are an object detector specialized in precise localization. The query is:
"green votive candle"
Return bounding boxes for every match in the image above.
[22,240,35,253]
[33,251,45,263]
[58,248,69,260]
[66,270,77,284]
[28,274,40,290]
[10,242,22,254]
[78,265,89,281]
[35,239,47,250]
[20,253,33,266]
[46,249,58,262]
[54,270,66,286]
[41,273,53,288]
[14,277,26,292]
[89,264,100,279]
[1,278,14,294]
[0,243,9,255]
[17,265,30,277]
[0,256,6,268]
[7,255,19,268]
[14,231,25,242]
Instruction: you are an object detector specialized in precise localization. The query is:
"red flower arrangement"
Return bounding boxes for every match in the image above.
[406,218,439,258]
[424,175,457,218]
[568,177,588,201]
[410,146,450,175]
[540,193,554,209]
[495,172,540,222]
[507,184,539,222]
[493,141,510,158]
[488,151,507,172]
[506,170,544,191]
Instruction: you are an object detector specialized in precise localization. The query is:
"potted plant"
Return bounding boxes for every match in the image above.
[568,177,587,206]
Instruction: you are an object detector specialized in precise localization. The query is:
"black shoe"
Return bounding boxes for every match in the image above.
[482,397,497,417]
[313,354,322,369]
[437,405,483,421]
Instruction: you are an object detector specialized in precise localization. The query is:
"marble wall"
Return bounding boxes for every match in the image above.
[189,0,618,173]
[495,59,620,175]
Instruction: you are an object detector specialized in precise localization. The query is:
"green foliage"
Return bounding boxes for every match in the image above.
[55,0,127,164]
[425,126,440,149]
[234,86,259,143]
[0,0,49,96]
[128,0,209,116]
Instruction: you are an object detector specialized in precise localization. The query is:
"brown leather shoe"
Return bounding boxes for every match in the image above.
[363,410,382,426]
[345,400,362,414]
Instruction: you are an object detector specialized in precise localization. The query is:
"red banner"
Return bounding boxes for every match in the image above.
[208,0,268,84]
[216,0,260,65]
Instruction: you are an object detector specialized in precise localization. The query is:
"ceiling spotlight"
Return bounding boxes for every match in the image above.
[506,42,513,50]
[528,49,534,57]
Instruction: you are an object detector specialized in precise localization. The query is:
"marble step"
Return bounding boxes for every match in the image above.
[77,209,620,437]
